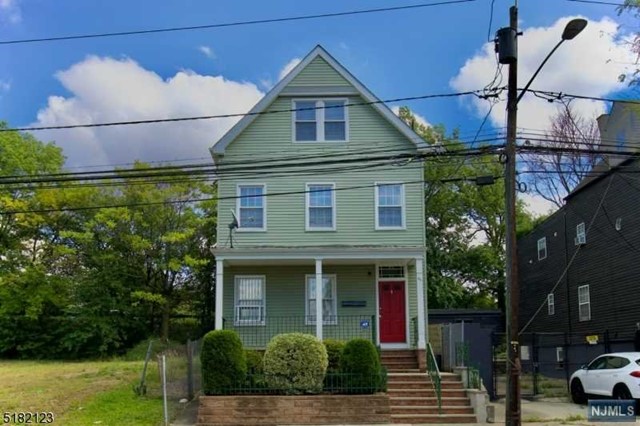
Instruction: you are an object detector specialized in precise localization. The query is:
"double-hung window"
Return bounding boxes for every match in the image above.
[306,183,335,230]
[305,275,337,325]
[376,183,405,229]
[578,285,591,321]
[537,237,547,260]
[237,184,266,230]
[575,222,586,245]
[294,99,347,142]
[234,276,265,325]
[547,293,555,316]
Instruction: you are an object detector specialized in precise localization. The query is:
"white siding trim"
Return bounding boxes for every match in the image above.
[305,182,336,231]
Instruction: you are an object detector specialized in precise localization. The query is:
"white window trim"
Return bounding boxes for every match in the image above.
[547,293,555,316]
[537,237,547,260]
[556,347,564,362]
[305,183,336,231]
[292,98,349,143]
[375,263,409,347]
[375,182,406,230]
[578,284,591,322]
[304,274,338,326]
[236,183,267,232]
[575,222,586,245]
[234,275,266,326]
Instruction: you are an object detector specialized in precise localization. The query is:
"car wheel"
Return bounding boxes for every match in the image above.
[571,379,587,404]
[612,384,632,400]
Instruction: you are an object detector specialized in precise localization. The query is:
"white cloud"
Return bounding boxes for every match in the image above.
[197,45,215,59]
[0,79,10,92]
[0,0,21,24]
[519,192,557,217]
[451,16,635,131]
[31,56,264,167]
[278,58,301,81]
[391,106,431,128]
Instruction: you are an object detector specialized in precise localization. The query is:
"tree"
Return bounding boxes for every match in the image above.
[522,105,602,207]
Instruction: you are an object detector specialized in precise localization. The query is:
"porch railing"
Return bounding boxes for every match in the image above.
[223,315,376,348]
[427,342,442,414]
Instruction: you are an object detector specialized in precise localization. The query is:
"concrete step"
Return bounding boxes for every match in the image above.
[391,413,477,424]
[381,361,419,370]
[386,381,432,390]
[387,377,464,389]
[381,354,417,362]
[381,350,416,357]
[388,397,472,407]
[390,405,475,415]
[387,388,468,398]
[387,368,420,373]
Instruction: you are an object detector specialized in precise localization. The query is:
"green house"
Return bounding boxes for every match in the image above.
[210,45,430,354]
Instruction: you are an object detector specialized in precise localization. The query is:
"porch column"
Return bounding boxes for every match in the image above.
[215,259,224,330]
[416,257,426,349]
[315,258,323,341]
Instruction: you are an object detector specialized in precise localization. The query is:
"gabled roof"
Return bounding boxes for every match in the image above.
[210,45,429,156]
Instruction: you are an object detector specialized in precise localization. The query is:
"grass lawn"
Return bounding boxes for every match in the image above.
[0,360,165,426]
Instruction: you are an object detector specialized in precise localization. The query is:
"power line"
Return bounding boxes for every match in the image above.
[487,0,497,42]
[0,175,503,215]
[528,88,640,106]
[566,0,631,6]
[0,0,476,46]
[0,90,495,133]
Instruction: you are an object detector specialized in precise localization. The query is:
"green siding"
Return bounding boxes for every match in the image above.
[216,95,423,247]
[223,265,379,347]
[288,57,351,86]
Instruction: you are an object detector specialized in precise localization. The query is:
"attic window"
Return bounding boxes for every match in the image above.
[294,99,347,142]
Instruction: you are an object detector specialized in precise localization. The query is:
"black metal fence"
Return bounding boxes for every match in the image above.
[223,315,377,348]
[492,331,637,400]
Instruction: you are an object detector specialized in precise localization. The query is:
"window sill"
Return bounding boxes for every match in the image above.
[305,322,338,326]
[236,228,267,233]
[234,322,266,327]
[305,228,337,232]
[375,227,406,231]
[293,140,348,143]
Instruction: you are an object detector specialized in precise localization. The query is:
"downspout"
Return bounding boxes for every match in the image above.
[563,210,572,335]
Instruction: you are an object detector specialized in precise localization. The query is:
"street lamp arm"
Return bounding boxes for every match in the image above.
[516,39,565,105]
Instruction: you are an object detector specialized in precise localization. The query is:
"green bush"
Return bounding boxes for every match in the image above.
[340,338,385,393]
[323,339,345,373]
[201,330,246,395]
[245,349,264,374]
[263,333,328,394]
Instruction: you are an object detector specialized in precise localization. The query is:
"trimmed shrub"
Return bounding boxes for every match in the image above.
[245,349,264,374]
[201,330,246,395]
[263,333,328,394]
[323,339,346,373]
[340,338,384,393]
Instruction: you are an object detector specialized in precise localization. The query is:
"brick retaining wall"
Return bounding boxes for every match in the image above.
[197,394,391,425]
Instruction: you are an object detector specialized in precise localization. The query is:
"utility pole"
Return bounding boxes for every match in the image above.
[503,4,521,426]
[496,4,586,424]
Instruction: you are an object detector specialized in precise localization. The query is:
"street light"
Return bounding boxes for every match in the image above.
[497,11,587,426]
[517,19,588,104]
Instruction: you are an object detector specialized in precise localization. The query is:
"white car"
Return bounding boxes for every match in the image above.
[570,352,640,404]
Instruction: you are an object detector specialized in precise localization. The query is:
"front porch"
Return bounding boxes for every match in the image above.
[212,246,427,351]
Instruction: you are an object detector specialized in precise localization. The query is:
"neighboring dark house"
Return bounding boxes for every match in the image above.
[518,102,640,379]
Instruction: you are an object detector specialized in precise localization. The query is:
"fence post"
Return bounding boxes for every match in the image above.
[371,315,376,345]
[532,333,539,396]
[564,332,570,393]
[187,339,194,400]
[161,355,169,426]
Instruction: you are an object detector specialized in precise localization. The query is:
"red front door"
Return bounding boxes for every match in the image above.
[379,281,406,343]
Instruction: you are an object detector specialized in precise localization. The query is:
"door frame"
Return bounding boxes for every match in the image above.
[375,262,410,349]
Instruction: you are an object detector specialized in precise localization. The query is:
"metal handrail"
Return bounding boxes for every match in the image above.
[427,342,442,415]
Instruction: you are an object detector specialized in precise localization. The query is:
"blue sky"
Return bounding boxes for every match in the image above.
[0,0,637,189]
